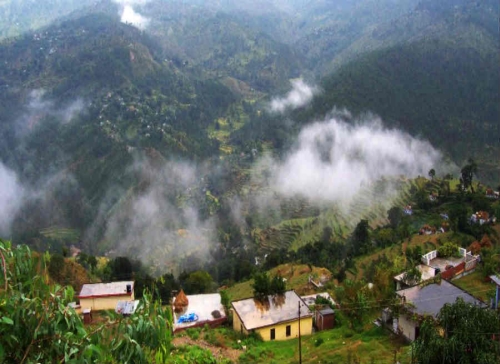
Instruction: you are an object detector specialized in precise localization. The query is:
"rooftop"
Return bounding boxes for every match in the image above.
[301,292,336,306]
[232,290,312,331]
[428,256,464,272]
[318,307,335,316]
[394,264,436,284]
[396,280,487,318]
[489,275,500,286]
[78,281,134,298]
[172,293,226,331]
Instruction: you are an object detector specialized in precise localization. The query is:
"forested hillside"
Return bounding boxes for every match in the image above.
[301,38,499,180]
[0,0,498,275]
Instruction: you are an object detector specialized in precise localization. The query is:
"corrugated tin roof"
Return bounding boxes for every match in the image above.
[396,280,487,318]
[78,281,134,298]
[232,290,312,331]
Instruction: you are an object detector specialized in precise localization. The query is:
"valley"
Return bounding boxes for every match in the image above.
[0,0,499,362]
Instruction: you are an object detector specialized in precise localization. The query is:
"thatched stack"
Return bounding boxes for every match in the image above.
[174,289,189,312]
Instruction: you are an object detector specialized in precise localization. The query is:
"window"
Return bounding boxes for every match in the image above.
[270,328,276,340]
[286,325,291,337]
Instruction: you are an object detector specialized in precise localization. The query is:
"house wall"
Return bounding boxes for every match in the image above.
[80,294,133,311]
[398,315,419,342]
[255,317,313,341]
[232,311,249,335]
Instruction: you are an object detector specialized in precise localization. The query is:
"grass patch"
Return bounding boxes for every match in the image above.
[453,271,496,303]
[239,325,410,363]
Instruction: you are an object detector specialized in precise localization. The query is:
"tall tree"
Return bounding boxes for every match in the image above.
[428,168,436,180]
[350,219,371,256]
[387,206,402,229]
[460,158,478,193]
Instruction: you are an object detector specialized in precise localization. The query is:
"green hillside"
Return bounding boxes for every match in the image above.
[297,38,499,182]
[0,13,247,248]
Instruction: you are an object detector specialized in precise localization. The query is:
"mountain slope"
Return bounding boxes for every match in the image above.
[301,37,499,180]
[0,13,241,245]
[0,0,97,39]
[322,0,498,72]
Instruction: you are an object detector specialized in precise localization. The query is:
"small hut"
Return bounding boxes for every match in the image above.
[174,289,189,313]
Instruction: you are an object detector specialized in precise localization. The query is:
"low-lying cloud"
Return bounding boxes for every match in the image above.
[0,162,25,236]
[92,159,215,275]
[270,79,318,113]
[113,0,150,30]
[16,89,85,136]
[258,113,446,208]
[121,5,150,30]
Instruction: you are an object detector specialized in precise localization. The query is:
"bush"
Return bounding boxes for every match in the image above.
[186,328,201,340]
[314,337,324,347]
[437,242,460,257]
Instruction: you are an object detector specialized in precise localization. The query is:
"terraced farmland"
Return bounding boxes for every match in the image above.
[252,177,424,253]
[40,227,81,243]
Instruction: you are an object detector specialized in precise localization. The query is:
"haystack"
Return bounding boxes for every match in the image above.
[174,289,189,312]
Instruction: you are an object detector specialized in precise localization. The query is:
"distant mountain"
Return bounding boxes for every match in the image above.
[132,1,304,92]
[320,0,499,72]
[0,0,98,39]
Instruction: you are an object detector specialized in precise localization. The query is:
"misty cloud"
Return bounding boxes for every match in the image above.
[97,159,215,275]
[121,5,150,30]
[270,79,318,113]
[16,89,85,136]
[0,162,25,236]
[112,0,150,30]
[261,114,446,207]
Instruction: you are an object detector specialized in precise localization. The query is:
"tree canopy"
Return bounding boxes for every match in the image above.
[413,298,500,364]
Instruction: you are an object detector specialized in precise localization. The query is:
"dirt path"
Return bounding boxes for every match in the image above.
[172,335,243,362]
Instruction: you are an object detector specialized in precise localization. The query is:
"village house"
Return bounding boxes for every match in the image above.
[470,211,495,225]
[385,280,486,342]
[301,292,336,331]
[485,188,499,199]
[418,224,436,235]
[489,275,500,309]
[394,246,480,290]
[393,264,436,290]
[77,281,134,311]
[403,205,413,216]
[231,290,313,341]
[421,247,479,280]
[172,290,227,333]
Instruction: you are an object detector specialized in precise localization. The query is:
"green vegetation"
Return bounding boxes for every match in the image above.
[239,325,410,364]
[414,298,500,364]
[453,271,496,303]
[0,2,499,361]
[300,39,499,180]
[0,239,172,363]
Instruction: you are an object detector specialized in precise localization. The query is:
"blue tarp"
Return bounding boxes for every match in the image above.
[178,312,199,324]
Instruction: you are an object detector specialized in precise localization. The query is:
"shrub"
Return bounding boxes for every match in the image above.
[314,337,324,347]
[186,328,201,340]
[437,242,460,257]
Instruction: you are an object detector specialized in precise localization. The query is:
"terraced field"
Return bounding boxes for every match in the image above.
[40,227,81,243]
[255,177,419,253]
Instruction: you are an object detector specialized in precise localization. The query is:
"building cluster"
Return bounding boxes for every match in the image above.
[72,280,336,342]
[71,243,496,345]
